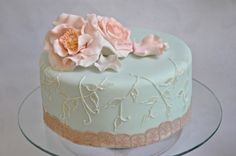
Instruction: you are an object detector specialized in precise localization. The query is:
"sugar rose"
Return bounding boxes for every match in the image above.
[96,16,133,57]
[44,13,103,71]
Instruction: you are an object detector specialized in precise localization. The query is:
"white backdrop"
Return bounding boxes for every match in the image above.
[0,0,236,155]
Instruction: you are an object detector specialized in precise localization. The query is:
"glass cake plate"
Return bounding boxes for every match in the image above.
[18,79,222,156]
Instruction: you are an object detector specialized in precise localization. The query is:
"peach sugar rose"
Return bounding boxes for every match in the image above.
[97,16,133,57]
[44,13,103,71]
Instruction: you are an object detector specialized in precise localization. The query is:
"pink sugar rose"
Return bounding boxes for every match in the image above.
[81,14,129,71]
[96,15,133,57]
[133,34,168,57]
[44,13,103,71]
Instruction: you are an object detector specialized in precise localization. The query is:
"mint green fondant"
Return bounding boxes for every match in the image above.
[40,30,192,135]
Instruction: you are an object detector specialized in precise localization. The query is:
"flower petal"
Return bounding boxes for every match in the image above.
[133,34,168,57]
[101,38,132,57]
[53,13,86,29]
[65,53,99,67]
[85,14,99,34]
[94,54,121,72]
[66,32,103,67]
[53,39,68,57]
[51,24,69,36]
[44,25,69,55]
[78,34,92,50]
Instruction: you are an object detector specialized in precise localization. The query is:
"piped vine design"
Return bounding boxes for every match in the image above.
[140,96,158,127]
[159,58,184,87]
[59,91,79,124]
[40,64,60,103]
[107,75,139,131]
[138,75,172,118]
[138,57,190,126]
[78,76,109,124]
[57,75,110,125]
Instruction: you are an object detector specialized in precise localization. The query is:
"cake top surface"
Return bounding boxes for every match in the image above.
[43,13,171,72]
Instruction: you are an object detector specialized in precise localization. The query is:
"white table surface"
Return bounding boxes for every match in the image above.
[0,0,235,155]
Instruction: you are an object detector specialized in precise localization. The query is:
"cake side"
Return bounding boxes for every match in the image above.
[40,30,192,137]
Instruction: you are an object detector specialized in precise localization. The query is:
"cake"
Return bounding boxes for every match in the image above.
[40,13,192,148]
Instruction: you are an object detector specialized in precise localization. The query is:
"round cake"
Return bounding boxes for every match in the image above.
[40,13,192,148]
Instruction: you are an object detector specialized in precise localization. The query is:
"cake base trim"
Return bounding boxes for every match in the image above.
[43,107,191,148]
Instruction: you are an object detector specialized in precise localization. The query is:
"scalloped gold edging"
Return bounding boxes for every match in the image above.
[43,107,191,148]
